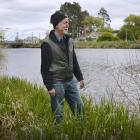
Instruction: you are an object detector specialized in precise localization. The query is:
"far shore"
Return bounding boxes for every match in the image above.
[0,40,140,49]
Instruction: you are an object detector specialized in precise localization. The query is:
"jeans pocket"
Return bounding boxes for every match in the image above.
[53,82,64,96]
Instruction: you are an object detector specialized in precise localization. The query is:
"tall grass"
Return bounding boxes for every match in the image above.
[0,76,140,140]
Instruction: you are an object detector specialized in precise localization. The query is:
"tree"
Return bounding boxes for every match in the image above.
[82,16,103,37]
[118,25,135,40]
[60,2,89,38]
[82,16,94,35]
[124,14,140,40]
[92,17,103,31]
[99,27,113,33]
[98,7,111,28]
[118,14,140,40]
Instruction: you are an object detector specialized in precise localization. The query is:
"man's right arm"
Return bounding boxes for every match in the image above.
[41,42,54,91]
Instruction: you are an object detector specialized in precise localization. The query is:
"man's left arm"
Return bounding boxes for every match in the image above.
[73,49,85,89]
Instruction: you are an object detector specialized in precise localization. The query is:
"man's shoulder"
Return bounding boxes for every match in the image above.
[41,40,51,49]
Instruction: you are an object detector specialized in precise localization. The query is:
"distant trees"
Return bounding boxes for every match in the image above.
[82,16,103,35]
[60,2,89,38]
[98,7,111,28]
[118,14,140,40]
[59,3,113,39]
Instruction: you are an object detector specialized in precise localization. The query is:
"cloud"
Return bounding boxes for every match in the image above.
[0,0,140,40]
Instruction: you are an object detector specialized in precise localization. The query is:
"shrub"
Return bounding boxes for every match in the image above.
[99,28,113,33]
[97,32,119,41]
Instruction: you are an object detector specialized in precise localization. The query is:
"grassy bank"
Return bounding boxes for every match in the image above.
[0,76,140,140]
[1,40,140,49]
[75,40,140,49]
[0,43,40,48]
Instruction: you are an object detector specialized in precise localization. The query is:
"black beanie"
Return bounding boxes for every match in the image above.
[50,11,67,28]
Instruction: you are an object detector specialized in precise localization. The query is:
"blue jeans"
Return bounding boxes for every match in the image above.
[50,78,83,123]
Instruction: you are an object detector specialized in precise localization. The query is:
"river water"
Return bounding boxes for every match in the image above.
[0,48,140,107]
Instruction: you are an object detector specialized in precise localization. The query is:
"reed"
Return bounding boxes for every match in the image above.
[0,76,139,140]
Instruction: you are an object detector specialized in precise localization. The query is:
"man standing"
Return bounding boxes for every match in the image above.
[41,11,85,123]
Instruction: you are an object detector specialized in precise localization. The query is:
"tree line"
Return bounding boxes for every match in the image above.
[60,2,140,41]
[0,2,140,42]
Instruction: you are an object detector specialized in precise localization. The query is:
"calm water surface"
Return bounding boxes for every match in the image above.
[0,48,140,103]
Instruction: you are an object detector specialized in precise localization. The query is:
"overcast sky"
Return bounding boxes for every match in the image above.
[0,0,140,40]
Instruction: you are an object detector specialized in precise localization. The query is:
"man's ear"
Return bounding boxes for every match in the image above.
[55,25,58,30]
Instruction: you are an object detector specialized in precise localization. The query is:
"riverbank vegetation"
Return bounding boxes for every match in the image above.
[0,40,140,49]
[75,40,140,49]
[0,43,40,48]
[0,76,140,140]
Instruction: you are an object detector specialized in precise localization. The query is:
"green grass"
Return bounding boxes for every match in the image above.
[0,76,140,140]
[75,40,140,49]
